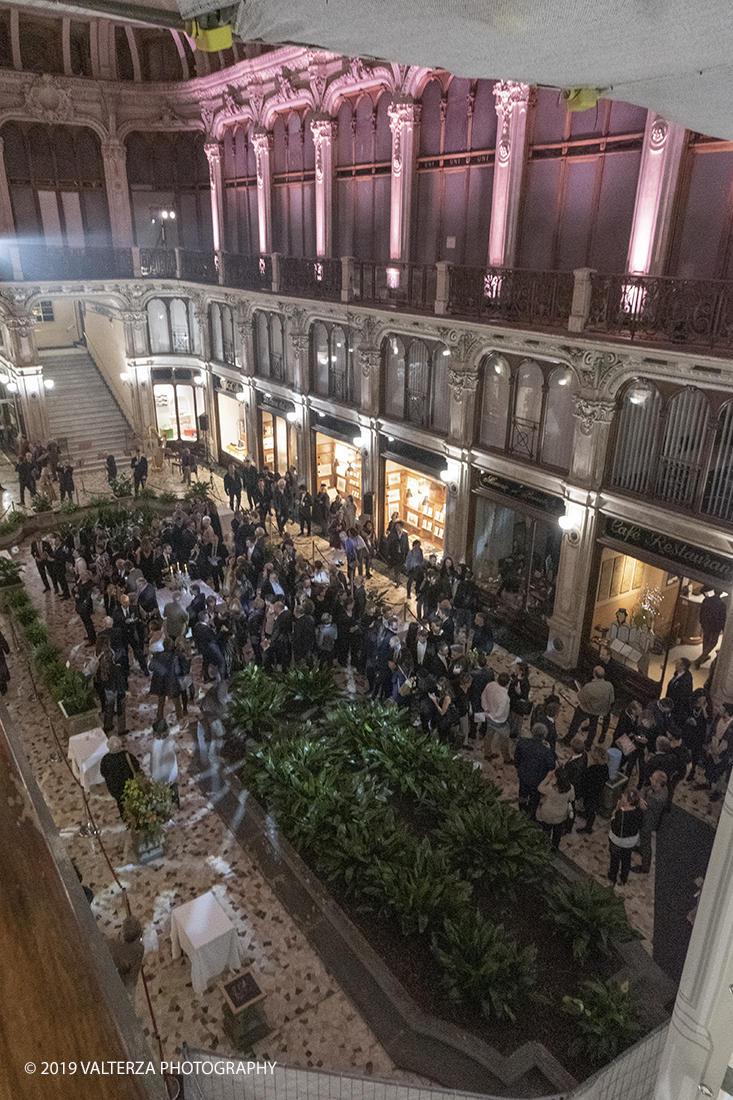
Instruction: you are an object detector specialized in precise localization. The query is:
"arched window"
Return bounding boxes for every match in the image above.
[611,381,663,495]
[209,303,235,366]
[510,360,544,460]
[480,353,511,450]
[169,298,191,353]
[382,335,450,431]
[147,298,169,354]
[253,311,286,381]
[310,321,357,404]
[312,321,330,396]
[655,388,710,507]
[384,336,405,420]
[540,367,577,469]
[704,401,733,521]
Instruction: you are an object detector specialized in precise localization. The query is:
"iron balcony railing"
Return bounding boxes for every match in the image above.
[4,243,733,354]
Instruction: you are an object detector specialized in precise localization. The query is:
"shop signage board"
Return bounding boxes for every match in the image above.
[477,471,565,516]
[604,516,733,583]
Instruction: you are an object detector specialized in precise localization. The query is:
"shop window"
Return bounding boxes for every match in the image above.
[610,381,663,496]
[310,321,357,405]
[217,391,247,460]
[260,409,297,474]
[147,297,193,355]
[382,335,451,432]
[253,310,286,381]
[209,302,235,366]
[704,401,733,521]
[316,434,362,509]
[478,354,576,472]
[154,380,204,440]
[385,460,446,555]
[472,497,561,623]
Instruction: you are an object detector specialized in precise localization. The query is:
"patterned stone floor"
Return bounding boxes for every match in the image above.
[2,475,721,1076]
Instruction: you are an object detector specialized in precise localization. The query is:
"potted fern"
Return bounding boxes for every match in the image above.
[0,557,24,609]
[121,772,175,863]
[57,670,99,737]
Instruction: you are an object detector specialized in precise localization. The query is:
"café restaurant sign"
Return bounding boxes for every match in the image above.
[478,472,564,515]
[605,517,733,583]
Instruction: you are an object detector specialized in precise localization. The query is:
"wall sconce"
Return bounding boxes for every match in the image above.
[558,512,580,545]
[0,373,9,385]
[120,372,131,384]
[353,434,365,448]
[43,378,55,390]
[236,391,246,402]
[286,410,298,424]
[194,374,205,386]
[7,382,18,393]
[440,460,460,496]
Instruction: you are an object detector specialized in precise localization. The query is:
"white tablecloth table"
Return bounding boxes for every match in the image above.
[170,891,241,995]
[67,728,108,792]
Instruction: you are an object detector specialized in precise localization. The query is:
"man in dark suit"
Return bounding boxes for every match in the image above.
[386,521,409,587]
[666,658,694,725]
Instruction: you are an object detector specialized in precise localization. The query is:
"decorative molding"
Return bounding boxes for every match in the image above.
[358,346,382,378]
[388,98,419,177]
[572,396,617,436]
[447,368,479,402]
[23,74,73,123]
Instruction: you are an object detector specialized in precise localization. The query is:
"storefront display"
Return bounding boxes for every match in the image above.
[154,381,205,441]
[587,516,733,690]
[217,391,247,462]
[315,433,361,509]
[471,495,561,624]
[260,409,297,475]
[384,459,446,555]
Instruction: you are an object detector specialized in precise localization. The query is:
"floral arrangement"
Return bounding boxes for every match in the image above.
[120,773,174,843]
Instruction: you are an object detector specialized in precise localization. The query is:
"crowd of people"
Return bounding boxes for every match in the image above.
[15,437,76,505]
[16,454,732,898]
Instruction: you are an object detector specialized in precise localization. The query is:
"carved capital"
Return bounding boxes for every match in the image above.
[388,97,420,176]
[5,315,35,340]
[121,310,147,331]
[493,80,530,164]
[251,130,272,186]
[649,117,669,152]
[572,396,616,436]
[358,346,382,379]
[310,116,336,183]
[447,368,479,402]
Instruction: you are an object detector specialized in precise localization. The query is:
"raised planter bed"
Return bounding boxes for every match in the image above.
[58,700,99,739]
[0,582,25,611]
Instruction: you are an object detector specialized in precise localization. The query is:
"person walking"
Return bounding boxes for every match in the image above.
[632,770,668,874]
[16,453,36,505]
[562,666,615,748]
[73,570,97,646]
[481,672,513,763]
[695,590,727,669]
[608,788,643,886]
[131,449,148,495]
[106,453,118,484]
[150,718,180,807]
[536,766,575,849]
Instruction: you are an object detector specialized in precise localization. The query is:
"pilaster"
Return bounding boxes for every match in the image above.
[569,396,616,490]
[0,137,15,238]
[442,457,470,565]
[310,115,336,258]
[387,97,420,262]
[488,82,531,268]
[447,365,480,445]
[288,325,309,394]
[356,341,382,417]
[101,139,134,250]
[627,114,686,275]
[653,764,733,1100]
[544,503,598,669]
[16,367,50,442]
[121,310,149,358]
[204,140,226,254]
[251,129,273,256]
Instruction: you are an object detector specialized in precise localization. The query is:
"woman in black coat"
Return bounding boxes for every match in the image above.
[149,637,183,723]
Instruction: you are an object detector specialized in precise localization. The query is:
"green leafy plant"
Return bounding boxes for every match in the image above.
[23,620,49,647]
[87,494,113,508]
[109,475,133,498]
[58,498,79,515]
[0,510,25,537]
[136,487,158,501]
[32,494,54,513]
[184,482,210,502]
[120,773,175,844]
[435,799,550,894]
[32,640,62,666]
[158,491,178,505]
[545,879,635,963]
[228,665,286,735]
[58,670,97,714]
[563,979,645,1062]
[0,558,24,588]
[362,838,472,936]
[316,807,412,893]
[281,664,338,710]
[432,910,537,1022]
[14,602,38,627]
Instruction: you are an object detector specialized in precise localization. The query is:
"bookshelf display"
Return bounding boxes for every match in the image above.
[261,411,298,475]
[315,434,362,510]
[383,460,446,555]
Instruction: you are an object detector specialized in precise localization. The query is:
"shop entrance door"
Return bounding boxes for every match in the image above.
[260,411,297,476]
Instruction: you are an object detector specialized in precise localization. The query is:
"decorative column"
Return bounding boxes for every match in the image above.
[6,310,48,441]
[387,97,420,262]
[101,139,134,250]
[236,304,254,375]
[544,503,597,669]
[310,115,336,258]
[627,114,686,275]
[569,395,617,490]
[653,764,733,1100]
[442,457,470,566]
[355,317,382,417]
[251,129,273,256]
[0,136,15,238]
[204,140,226,254]
[488,82,531,268]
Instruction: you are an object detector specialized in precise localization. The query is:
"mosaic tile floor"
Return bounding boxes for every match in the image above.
[3,495,721,1076]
